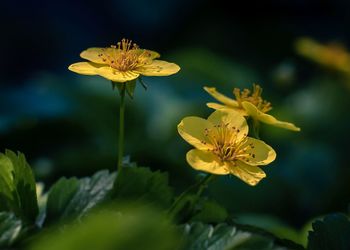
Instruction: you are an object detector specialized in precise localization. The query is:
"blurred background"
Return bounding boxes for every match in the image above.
[1,0,350,237]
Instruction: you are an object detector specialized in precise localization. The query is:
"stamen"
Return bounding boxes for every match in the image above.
[233,84,272,113]
[203,122,245,161]
[99,38,154,72]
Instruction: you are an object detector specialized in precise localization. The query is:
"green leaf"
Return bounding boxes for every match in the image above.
[168,175,219,224]
[169,194,228,224]
[112,167,173,208]
[138,77,148,90]
[45,170,116,224]
[0,150,38,224]
[125,79,137,99]
[45,177,79,224]
[0,212,22,247]
[190,198,228,224]
[182,222,304,250]
[307,213,350,250]
[169,194,197,223]
[113,80,136,99]
[30,204,180,250]
[235,214,305,246]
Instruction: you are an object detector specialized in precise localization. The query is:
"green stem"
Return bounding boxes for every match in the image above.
[117,83,126,173]
[168,174,215,215]
[195,174,215,198]
[252,118,260,139]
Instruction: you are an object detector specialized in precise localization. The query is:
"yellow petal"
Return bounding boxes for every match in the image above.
[80,47,111,64]
[206,102,248,116]
[135,49,160,59]
[95,67,139,82]
[237,137,276,166]
[207,110,248,141]
[68,62,104,75]
[135,60,180,76]
[186,149,229,175]
[204,87,239,107]
[177,117,214,151]
[242,101,301,131]
[226,161,266,186]
[206,102,228,110]
[148,50,161,59]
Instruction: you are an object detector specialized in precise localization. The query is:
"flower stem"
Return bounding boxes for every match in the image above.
[117,83,126,173]
[168,174,216,216]
[252,118,260,139]
[195,174,215,198]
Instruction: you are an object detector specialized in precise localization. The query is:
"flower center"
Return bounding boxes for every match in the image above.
[203,123,254,162]
[97,39,153,72]
[233,84,272,113]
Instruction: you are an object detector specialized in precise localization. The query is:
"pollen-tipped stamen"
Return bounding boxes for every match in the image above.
[203,123,244,161]
[96,38,154,72]
[234,141,256,162]
[233,84,272,113]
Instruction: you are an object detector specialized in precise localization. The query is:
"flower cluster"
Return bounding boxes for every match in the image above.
[68,38,299,187]
[178,84,300,186]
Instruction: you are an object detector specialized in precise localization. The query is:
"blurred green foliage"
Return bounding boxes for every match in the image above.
[0,212,22,247]
[31,204,181,250]
[307,214,350,250]
[0,152,310,249]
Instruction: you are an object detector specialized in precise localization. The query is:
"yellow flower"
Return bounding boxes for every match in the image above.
[68,39,180,82]
[204,84,300,131]
[177,109,276,186]
[295,37,350,75]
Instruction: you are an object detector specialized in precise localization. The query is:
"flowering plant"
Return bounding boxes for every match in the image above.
[1,37,347,250]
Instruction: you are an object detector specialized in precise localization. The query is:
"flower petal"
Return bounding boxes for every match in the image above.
[242,101,301,131]
[135,60,180,76]
[207,110,248,141]
[178,117,214,151]
[80,47,111,64]
[148,50,161,59]
[68,62,104,75]
[226,161,266,186]
[204,87,239,107]
[95,67,139,82]
[206,102,228,110]
[186,149,229,175]
[135,49,160,59]
[206,102,248,116]
[237,137,276,166]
